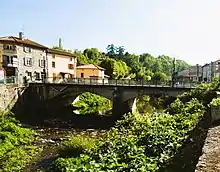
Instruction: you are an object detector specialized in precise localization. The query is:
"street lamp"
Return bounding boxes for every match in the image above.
[171,58,176,87]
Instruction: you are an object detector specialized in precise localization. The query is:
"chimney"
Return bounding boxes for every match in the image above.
[19,32,24,40]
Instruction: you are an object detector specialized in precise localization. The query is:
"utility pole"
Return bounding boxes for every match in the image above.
[171,58,176,87]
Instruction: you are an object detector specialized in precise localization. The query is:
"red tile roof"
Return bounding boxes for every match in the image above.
[47,48,76,57]
[77,64,105,70]
[0,36,47,49]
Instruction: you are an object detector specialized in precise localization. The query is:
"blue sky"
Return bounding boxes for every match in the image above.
[0,0,220,65]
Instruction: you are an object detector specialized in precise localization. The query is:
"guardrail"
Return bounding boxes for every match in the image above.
[29,77,199,88]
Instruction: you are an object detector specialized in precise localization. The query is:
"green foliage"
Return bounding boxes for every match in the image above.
[0,111,39,172]
[83,48,101,64]
[178,81,219,107]
[152,72,168,83]
[209,97,220,107]
[107,44,117,58]
[136,95,155,114]
[52,89,204,171]
[53,44,190,81]
[58,136,98,158]
[0,146,42,172]
[169,98,185,114]
[75,50,89,65]
[74,92,112,115]
[52,38,63,50]
[100,57,129,79]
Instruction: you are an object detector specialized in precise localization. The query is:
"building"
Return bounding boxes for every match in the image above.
[202,59,220,82]
[176,64,202,82]
[47,48,77,81]
[0,45,3,68]
[76,64,109,83]
[0,32,48,83]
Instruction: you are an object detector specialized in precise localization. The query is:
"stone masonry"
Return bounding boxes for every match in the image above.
[0,84,22,111]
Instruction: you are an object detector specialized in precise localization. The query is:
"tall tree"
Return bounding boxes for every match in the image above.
[106,44,117,58]
[117,46,125,55]
[53,37,63,50]
[58,37,63,50]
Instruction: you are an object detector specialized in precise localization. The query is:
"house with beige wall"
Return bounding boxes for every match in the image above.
[76,64,105,78]
[47,49,77,82]
[76,64,108,83]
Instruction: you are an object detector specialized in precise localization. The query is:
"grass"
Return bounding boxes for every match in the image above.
[57,135,98,157]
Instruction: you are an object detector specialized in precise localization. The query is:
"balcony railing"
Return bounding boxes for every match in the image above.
[3,61,19,67]
[0,76,17,84]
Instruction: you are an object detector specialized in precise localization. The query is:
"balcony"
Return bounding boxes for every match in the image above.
[3,45,17,54]
[3,56,19,68]
[68,64,74,70]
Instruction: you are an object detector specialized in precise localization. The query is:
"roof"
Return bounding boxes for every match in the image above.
[47,48,76,57]
[0,36,47,49]
[76,64,105,70]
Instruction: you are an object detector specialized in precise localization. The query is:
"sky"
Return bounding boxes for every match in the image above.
[0,0,220,65]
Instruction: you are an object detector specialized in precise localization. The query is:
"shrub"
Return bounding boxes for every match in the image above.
[53,109,204,171]
[209,97,220,107]
[57,136,98,157]
[73,92,112,115]
[0,111,39,172]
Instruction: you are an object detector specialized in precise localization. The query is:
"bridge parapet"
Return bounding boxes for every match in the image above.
[31,78,198,89]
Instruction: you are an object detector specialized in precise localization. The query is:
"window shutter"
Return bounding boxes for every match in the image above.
[23,57,26,65]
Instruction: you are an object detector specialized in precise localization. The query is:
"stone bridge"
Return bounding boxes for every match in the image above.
[28,82,193,116]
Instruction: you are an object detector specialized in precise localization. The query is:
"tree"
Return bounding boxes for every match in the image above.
[100,57,129,79]
[83,48,101,64]
[106,44,117,58]
[152,72,168,83]
[176,60,190,72]
[53,37,63,50]
[151,60,163,73]
[117,46,125,57]
[58,37,63,49]
[140,53,155,69]
[75,51,89,65]
[100,57,115,78]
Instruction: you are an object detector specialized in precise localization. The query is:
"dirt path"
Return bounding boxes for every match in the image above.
[23,127,106,172]
[195,124,220,172]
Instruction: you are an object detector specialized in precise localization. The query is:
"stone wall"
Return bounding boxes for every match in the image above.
[0,84,20,111]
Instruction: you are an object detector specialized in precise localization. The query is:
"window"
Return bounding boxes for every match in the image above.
[3,55,12,64]
[27,72,32,77]
[41,72,45,80]
[24,57,32,66]
[3,55,18,66]
[39,59,46,68]
[23,47,31,53]
[35,72,40,80]
[81,73,84,78]
[70,58,73,61]
[52,61,55,68]
[3,44,16,50]
[68,64,74,70]
[52,54,55,59]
